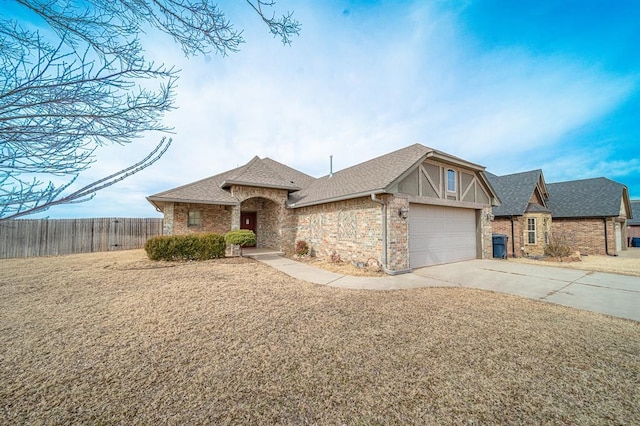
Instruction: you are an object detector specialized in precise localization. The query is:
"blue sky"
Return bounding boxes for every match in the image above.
[18,0,640,218]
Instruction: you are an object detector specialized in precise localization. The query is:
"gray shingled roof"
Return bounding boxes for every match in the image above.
[546,177,626,218]
[485,170,543,216]
[147,167,241,206]
[630,200,640,225]
[221,156,314,190]
[289,144,434,207]
[147,157,315,207]
[148,144,495,210]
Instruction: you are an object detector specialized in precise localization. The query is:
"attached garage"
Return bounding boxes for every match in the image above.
[409,204,478,268]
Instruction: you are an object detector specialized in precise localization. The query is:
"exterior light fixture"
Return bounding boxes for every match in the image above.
[399,206,409,219]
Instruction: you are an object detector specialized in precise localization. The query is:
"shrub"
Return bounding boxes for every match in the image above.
[330,251,341,263]
[295,240,309,256]
[544,232,572,258]
[145,233,226,261]
[224,230,257,257]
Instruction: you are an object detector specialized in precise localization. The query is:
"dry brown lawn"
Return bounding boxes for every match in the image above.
[1,250,639,425]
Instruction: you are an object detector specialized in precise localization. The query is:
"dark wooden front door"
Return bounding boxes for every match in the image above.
[240,212,257,247]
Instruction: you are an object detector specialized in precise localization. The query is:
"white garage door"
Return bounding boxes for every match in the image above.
[409,204,477,268]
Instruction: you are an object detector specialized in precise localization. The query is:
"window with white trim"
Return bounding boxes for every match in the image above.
[188,210,202,227]
[447,169,456,192]
[527,218,536,244]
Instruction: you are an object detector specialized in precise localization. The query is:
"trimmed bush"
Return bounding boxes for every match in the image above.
[224,230,256,257]
[145,233,226,261]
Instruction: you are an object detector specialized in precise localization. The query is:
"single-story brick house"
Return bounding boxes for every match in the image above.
[486,171,632,257]
[147,144,500,273]
[628,200,640,242]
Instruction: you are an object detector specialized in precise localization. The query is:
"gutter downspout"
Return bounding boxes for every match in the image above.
[371,193,412,275]
[510,216,516,258]
[371,194,387,271]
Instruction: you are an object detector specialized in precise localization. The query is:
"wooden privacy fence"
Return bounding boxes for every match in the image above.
[0,218,163,259]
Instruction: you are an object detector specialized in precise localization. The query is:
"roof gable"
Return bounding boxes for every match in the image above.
[546,177,629,218]
[486,170,545,216]
[221,156,313,191]
[147,157,314,207]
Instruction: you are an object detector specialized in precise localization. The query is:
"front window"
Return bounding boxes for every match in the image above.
[447,169,456,192]
[527,218,536,244]
[188,210,202,227]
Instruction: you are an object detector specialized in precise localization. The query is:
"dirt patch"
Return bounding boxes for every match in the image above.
[1,250,639,424]
[293,255,386,277]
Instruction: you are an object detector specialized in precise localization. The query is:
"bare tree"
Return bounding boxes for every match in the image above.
[0,0,300,220]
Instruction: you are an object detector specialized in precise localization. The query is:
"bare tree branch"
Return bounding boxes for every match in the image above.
[1,0,300,220]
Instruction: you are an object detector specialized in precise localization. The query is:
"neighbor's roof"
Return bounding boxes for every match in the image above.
[147,157,314,208]
[485,170,544,216]
[629,200,640,225]
[546,177,629,218]
[289,143,491,207]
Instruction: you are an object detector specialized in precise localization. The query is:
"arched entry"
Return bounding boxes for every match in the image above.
[240,197,284,250]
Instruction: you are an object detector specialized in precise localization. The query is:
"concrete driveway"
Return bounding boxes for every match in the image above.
[255,254,640,322]
[412,260,640,322]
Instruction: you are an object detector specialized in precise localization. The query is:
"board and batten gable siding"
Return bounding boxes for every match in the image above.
[0,218,163,259]
[391,160,491,205]
[390,159,494,266]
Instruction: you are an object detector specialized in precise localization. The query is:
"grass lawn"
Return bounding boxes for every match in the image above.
[1,250,639,424]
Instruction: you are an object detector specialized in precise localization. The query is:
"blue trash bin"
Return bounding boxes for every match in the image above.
[632,237,640,248]
[492,234,508,259]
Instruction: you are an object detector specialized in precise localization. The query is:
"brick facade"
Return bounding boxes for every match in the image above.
[551,217,621,256]
[491,212,551,258]
[294,196,384,267]
[161,188,493,274]
[171,202,231,235]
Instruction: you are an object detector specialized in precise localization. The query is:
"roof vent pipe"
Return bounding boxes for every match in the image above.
[329,155,333,178]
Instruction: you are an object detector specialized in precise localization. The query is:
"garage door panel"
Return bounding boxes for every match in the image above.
[409,204,477,268]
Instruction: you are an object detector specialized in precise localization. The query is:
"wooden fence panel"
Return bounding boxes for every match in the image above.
[0,218,163,259]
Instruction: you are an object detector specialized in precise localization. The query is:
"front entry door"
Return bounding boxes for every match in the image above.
[240,212,257,247]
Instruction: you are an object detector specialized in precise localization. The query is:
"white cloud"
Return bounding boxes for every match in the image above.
[35,1,637,217]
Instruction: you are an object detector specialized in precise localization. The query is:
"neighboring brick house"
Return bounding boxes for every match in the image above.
[147,144,499,273]
[487,171,632,257]
[485,170,552,258]
[628,200,640,241]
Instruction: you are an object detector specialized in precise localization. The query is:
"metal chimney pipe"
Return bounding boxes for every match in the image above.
[329,155,333,178]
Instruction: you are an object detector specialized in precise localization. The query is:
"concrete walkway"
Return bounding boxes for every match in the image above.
[251,254,640,322]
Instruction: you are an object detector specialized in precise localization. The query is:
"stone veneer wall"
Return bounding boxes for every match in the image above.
[232,185,290,251]
[551,217,618,256]
[171,202,231,235]
[240,198,284,249]
[293,196,384,267]
[161,202,174,235]
[479,206,494,260]
[522,212,552,257]
[386,195,410,271]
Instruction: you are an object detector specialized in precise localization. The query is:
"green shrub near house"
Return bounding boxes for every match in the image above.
[224,230,257,257]
[145,233,226,261]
